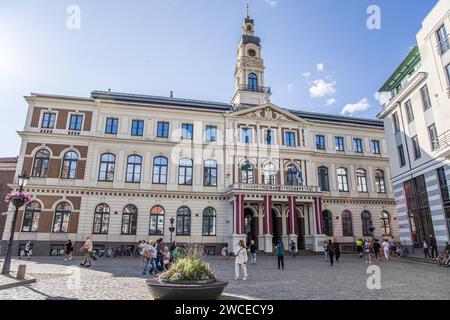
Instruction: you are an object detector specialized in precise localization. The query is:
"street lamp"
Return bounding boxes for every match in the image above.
[1,172,30,275]
[169,217,175,243]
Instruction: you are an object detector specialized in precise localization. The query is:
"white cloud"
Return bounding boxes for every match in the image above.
[301,72,311,78]
[288,83,294,92]
[325,98,336,106]
[308,79,336,98]
[340,98,371,116]
[374,92,392,105]
[316,63,324,72]
[265,0,278,8]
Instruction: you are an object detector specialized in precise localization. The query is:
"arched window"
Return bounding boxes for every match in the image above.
[204,160,217,186]
[356,168,368,193]
[381,211,391,236]
[122,205,138,235]
[176,206,191,236]
[375,169,386,193]
[241,161,254,184]
[61,151,79,179]
[32,149,50,178]
[286,164,302,186]
[263,163,277,185]
[126,155,142,183]
[153,156,168,184]
[318,166,330,191]
[22,201,41,232]
[202,207,216,236]
[53,202,71,233]
[98,153,116,182]
[361,210,373,236]
[93,204,110,234]
[178,159,193,185]
[150,205,165,235]
[322,210,333,236]
[341,210,353,237]
[248,73,258,91]
[337,168,349,192]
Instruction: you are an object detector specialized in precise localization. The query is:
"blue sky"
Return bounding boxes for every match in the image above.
[0,0,438,156]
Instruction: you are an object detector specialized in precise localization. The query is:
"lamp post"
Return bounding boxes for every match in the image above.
[1,173,30,275]
[169,217,175,243]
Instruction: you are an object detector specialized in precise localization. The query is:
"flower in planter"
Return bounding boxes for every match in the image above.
[4,191,32,206]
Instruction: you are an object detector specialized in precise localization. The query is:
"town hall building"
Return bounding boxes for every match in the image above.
[1,15,398,256]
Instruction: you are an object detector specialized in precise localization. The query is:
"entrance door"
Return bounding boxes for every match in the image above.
[244,208,258,247]
[272,209,282,245]
[297,211,305,249]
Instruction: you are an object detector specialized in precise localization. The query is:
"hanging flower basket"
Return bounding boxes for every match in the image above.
[4,192,32,208]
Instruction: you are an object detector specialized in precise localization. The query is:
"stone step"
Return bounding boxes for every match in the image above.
[393,256,438,265]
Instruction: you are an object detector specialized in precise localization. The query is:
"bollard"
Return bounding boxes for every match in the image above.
[16,265,26,280]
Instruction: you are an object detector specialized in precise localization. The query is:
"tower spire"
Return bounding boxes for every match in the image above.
[246,3,250,19]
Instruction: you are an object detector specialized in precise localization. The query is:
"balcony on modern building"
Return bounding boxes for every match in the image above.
[432,129,450,158]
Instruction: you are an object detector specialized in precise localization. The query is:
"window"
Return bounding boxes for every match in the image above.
[437,167,450,205]
[22,202,40,232]
[105,118,119,134]
[61,151,78,179]
[356,168,368,193]
[41,112,56,129]
[98,153,116,182]
[392,112,400,133]
[131,120,144,136]
[317,166,330,191]
[122,205,138,235]
[322,210,333,236]
[202,207,216,236]
[176,206,191,236]
[361,211,373,236]
[353,138,363,153]
[405,100,414,123]
[285,131,296,147]
[32,149,50,178]
[381,211,391,236]
[263,163,277,185]
[337,168,349,192]
[181,123,193,140]
[341,210,353,237]
[375,169,386,193]
[205,126,217,142]
[242,128,252,143]
[93,204,110,234]
[437,24,449,54]
[153,156,168,184]
[241,161,254,184]
[335,137,344,151]
[178,159,193,185]
[412,136,421,160]
[265,129,274,145]
[69,114,83,131]
[150,206,165,235]
[420,85,432,111]
[286,164,302,186]
[53,202,71,233]
[428,124,439,150]
[248,73,258,91]
[157,121,169,138]
[398,145,406,167]
[316,135,325,150]
[204,160,217,186]
[126,155,142,183]
[371,140,381,154]
[447,64,450,85]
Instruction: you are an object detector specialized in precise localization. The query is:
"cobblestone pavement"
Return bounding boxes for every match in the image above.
[0,254,449,300]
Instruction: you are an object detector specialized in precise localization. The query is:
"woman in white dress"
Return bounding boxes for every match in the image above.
[234,240,248,281]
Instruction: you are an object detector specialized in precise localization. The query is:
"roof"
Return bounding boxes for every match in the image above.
[242,35,261,46]
[289,109,384,128]
[379,46,422,92]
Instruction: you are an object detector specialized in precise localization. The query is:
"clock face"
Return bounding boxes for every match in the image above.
[246,25,252,32]
[248,49,256,57]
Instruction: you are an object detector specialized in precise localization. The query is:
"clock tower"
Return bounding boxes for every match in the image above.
[231,13,271,108]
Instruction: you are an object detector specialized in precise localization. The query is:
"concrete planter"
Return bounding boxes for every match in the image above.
[146,278,228,300]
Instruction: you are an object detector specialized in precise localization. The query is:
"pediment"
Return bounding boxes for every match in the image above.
[230,103,309,124]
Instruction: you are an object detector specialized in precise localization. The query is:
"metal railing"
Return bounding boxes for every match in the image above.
[238,85,271,94]
[230,183,321,193]
[432,129,450,152]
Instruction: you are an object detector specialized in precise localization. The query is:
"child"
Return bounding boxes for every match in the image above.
[163,246,171,270]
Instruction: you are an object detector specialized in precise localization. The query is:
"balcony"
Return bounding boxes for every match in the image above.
[238,85,271,94]
[432,129,450,152]
[438,36,450,55]
[229,183,322,194]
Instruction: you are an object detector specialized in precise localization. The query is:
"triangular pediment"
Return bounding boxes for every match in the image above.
[229,103,309,124]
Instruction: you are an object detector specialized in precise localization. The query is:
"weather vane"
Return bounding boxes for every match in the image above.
[246,3,250,18]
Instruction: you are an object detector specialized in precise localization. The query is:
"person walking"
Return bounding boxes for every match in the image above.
[389,238,396,256]
[142,240,160,276]
[249,240,257,265]
[381,239,390,261]
[234,240,248,281]
[290,240,297,258]
[80,236,93,267]
[333,240,341,263]
[429,235,438,259]
[327,240,335,266]
[356,239,363,258]
[323,240,329,262]
[163,246,171,270]
[221,246,229,259]
[64,239,74,261]
[156,238,165,271]
[275,240,285,270]
[364,239,372,264]
[423,240,430,258]
[22,241,32,260]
